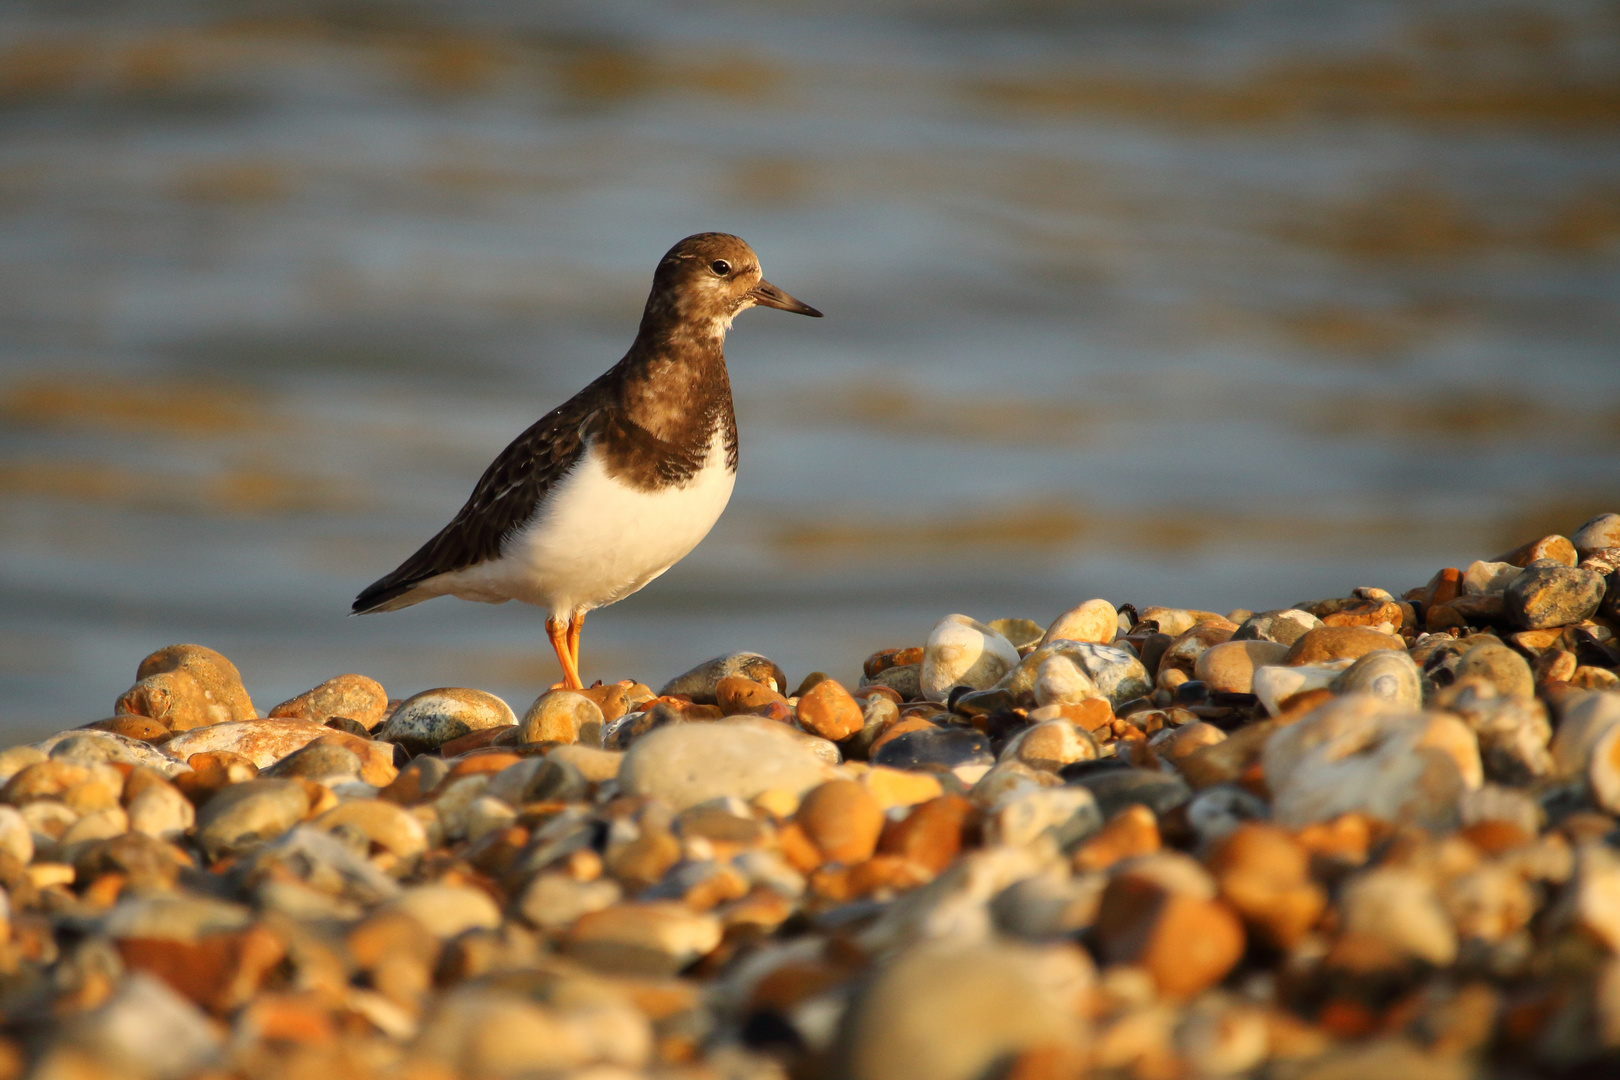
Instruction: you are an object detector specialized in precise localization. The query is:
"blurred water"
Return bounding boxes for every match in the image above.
[1,0,1618,739]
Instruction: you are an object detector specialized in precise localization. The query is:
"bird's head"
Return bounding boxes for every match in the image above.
[648,233,822,336]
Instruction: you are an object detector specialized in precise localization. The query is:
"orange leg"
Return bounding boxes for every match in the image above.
[546,616,584,690]
[566,612,586,684]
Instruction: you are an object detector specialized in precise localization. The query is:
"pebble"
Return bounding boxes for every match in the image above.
[1032,652,1104,707]
[1251,660,1351,715]
[1330,647,1423,707]
[388,883,502,939]
[564,901,722,975]
[836,940,1090,1080]
[1002,719,1099,772]
[1504,561,1606,629]
[796,677,865,741]
[1282,626,1405,666]
[1463,559,1523,595]
[520,689,603,745]
[1195,639,1291,694]
[1207,824,1325,948]
[1002,641,1152,709]
[1069,768,1192,819]
[1156,622,1237,689]
[871,724,995,782]
[796,779,884,864]
[619,721,828,810]
[1094,866,1245,999]
[1233,608,1322,646]
[919,614,1022,702]
[375,687,517,755]
[38,729,190,776]
[1456,640,1536,700]
[267,673,389,729]
[659,651,788,703]
[1340,866,1457,965]
[1040,598,1119,646]
[193,778,312,858]
[1572,512,1620,557]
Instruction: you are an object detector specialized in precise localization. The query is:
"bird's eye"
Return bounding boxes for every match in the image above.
[710,259,731,276]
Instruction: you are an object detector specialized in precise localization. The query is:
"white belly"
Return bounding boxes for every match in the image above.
[432,431,735,616]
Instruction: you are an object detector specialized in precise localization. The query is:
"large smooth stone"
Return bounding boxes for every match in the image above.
[658,652,788,703]
[1262,697,1466,829]
[521,690,603,746]
[164,720,396,786]
[375,688,516,755]
[1032,654,1104,707]
[919,615,1021,702]
[1462,560,1522,595]
[1504,562,1606,630]
[1039,599,1118,646]
[835,940,1091,1080]
[1195,640,1290,695]
[36,730,190,777]
[619,723,827,810]
[194,778,312,857]
[1330,649,1422,708]
[1068,768,1191,818]
[872,725,995,780]
[1283,626,1404,666]
[1232,609,1322,647]
[268,674,389,730]
[1251,660,1352,716]
[998,641,1151,709]
[1573,513,1620,557]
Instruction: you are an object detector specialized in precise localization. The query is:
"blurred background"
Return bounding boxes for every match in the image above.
[1,0,1617,740]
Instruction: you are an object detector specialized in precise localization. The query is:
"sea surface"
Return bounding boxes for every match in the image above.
[1,0,1618,739]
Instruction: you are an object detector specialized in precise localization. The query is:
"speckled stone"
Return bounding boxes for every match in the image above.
[375,687,517,755]
[659,652,788,703]
[135,643,257,723]
[1504,562,1606,630]
[796,678,865,741]
[1572,513,1620,557]
[164,720,396,786]
[268,673,389,730]
[999,641,1152,709]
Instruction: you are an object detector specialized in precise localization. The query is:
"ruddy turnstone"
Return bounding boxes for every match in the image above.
[352,233,822,689]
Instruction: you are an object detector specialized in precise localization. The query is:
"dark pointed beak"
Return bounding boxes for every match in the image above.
[750,280,823,317]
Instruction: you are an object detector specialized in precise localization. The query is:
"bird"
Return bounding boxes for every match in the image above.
[352,233,822,690]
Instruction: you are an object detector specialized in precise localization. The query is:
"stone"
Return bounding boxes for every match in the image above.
[261,740,363,784]
[1504,562,1606,630]
[38,730,190,776]
[866,647,925,679]
[55,972,222,1080]
[126,780,194,842]
[835,940,1090,1080]
[136,643,256,723]
[1150,721,1226,768]
[1442,862,1535,943]
[720,714,840,764]
[0,805,32,864]
[1340,867,1457,965]
[388,883,501,939]
[1003,720,1098,772]
[310,799,428,859]
[878,795,974,874]
[1263,699,1465,830]
[715,674,788,717]
[520,690,602,745]
[1156,623,1237,688]
[919,615,1021,702]
[1456,642,1535,700]
[1283,626,1405,666]
[1194,640,1290,694]
[1068,768,1191,819]
[1040,599,1118,646]
[267,674,388,730]
[1549,691,1620,779]
[1233,609,1322,647]
[546,744,622,783]
[194,778,312,858]
[518,872,622,930]
[659,652,788,703]
[0,746,45,786]
[1496,534,1578,568]
[1032,653,1104,707]
[863,766,946,811]
[796,780,884,864]
[1573,512,1620,557]
[988,617,1044,652]
[871,725,995,782]
[1072,804,1160,872]
[1093,871,1244,999]
[1462,560,1522,595]
[86,715,170,743]
[1207,824,1325,948]
[1140,607,1231,637]
[3,758,97,803]
[564,901,722,975]
[999,641,1152,709]
[989,786,1103,849]
[1185,784,1270,846]
[620,722,827,810]
[164,719,395,786]
[1249,661,1348,715]
[796,678,864,741]
[375,687,516,755]
[1330,648,1422,708]
[990,870,1108,939]
[862,662,922,701]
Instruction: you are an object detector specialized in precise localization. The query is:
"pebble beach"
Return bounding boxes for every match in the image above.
[1,512,1619,1080]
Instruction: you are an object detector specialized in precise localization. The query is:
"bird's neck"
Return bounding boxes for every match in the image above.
[616,316,733,445]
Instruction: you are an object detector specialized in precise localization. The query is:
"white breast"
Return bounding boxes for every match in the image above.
[433,429,736,617]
